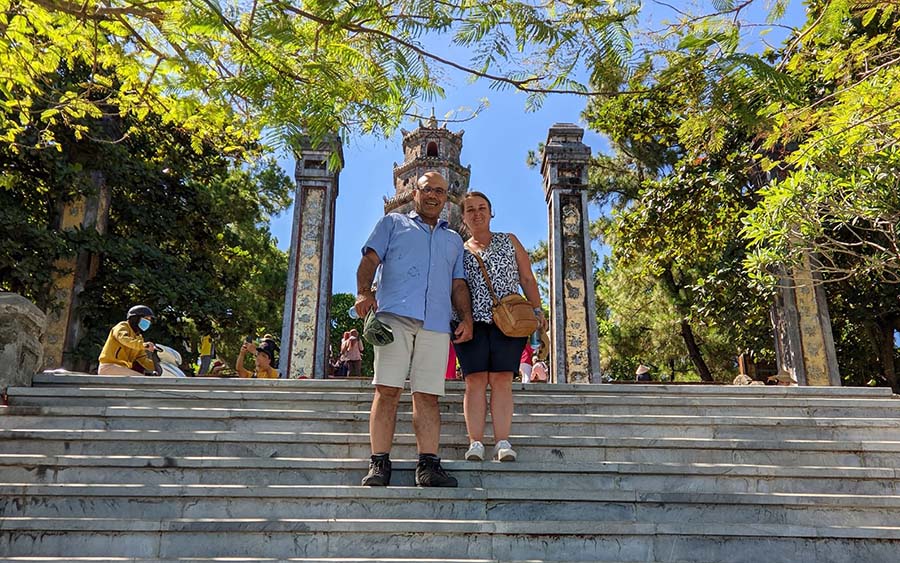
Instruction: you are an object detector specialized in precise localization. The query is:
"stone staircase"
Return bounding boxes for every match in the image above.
[1,373,899,562]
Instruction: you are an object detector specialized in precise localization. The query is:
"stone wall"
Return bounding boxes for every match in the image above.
[0,293,47,394]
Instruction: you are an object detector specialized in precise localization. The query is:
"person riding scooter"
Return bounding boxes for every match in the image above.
[97,305,159,376]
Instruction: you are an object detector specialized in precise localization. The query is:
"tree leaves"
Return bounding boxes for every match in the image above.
[583,0,899,385]
[2,0,643,151]
[746,4,900,286]
[1,67,292,369]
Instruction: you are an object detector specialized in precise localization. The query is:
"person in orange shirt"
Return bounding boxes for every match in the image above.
[236,340,279,379]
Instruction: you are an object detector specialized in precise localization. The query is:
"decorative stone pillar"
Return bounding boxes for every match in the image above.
[540,124,601,384]
[1,293,47,394]
[280,136,343,379]
[771,255,841,386]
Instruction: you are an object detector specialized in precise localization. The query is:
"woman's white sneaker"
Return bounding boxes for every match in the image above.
[493,440,517,462]
[465,441,485,461]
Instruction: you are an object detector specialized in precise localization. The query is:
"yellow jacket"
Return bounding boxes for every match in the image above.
[99,321,154,371]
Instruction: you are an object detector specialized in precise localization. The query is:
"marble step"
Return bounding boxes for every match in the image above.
[5,454,898,494]
[4,428,900,467]
[4,377,896,562]
[1,518,898,562]
[9,387,900,418]
[4,455,896,495]
[5,407,900,441]
[0,559,664,563]
[33,372,897,398]
[2,484,898,529]
[18,380,900,403]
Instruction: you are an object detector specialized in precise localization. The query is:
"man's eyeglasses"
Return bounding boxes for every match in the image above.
[417,186,447,196]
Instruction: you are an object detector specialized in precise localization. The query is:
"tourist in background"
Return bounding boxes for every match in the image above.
[454,191,546,463]
[519,341,534,383]
[355,171,473,487]
[336,331,351,376]
[341,328,364,376]
[236,339,279,379]
[767,370,797,386]
[445,343,459,380]
[196,334,214,376]
[530,354,549,383]
[260,334,280,371]
[635,364,651,382]
[97,305,158,376]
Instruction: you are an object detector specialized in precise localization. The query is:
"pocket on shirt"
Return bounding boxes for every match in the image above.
[442,238,462,267]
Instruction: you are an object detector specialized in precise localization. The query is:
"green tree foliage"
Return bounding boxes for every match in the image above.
[3,0,638,151]
[745,1,900,286]
[583,47,775,382]
[583,0,897,387]
[329,292,374,376]
[0,64,292,370]
[596,258,705,381]
[740,1,900,389]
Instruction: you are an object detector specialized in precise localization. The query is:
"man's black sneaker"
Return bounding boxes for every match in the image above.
[361,454,392,486]
[415,455,458,487]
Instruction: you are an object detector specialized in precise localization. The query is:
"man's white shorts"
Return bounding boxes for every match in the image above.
[373,312,450,396]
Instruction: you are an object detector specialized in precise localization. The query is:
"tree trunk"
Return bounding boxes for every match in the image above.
[680,318,714,382]
[660,266,714,382]
[875,317,899,393]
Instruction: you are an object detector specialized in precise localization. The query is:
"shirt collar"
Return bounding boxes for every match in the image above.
[408,210,448,229]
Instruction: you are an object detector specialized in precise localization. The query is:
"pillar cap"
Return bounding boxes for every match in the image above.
[294,134,344,169]
[541,124,591,176]
[546,123,584,144]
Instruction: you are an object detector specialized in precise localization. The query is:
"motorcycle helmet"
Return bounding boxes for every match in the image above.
[127,305,155,319]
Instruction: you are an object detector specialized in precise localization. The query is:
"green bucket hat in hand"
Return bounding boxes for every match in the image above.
[363,309,394,346]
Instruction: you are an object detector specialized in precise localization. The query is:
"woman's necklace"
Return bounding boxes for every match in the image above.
[468,231,492,253]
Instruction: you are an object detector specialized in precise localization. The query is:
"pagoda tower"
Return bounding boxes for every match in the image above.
[386,112,470,232]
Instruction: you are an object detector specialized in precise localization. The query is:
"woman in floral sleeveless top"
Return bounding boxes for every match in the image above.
[453,191,546,462]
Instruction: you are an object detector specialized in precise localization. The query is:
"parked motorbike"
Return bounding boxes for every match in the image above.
[148,344,187,377]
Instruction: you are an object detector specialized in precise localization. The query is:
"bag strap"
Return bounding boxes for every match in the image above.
[465,242,501,307]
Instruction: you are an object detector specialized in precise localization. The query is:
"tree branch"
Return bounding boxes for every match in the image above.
[281,5,639,97]
[26,0,165,23]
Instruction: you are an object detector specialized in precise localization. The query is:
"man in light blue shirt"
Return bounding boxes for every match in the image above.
[354,171,473,488]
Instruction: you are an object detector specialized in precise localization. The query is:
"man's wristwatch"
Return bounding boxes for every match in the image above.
[534,308,543,315]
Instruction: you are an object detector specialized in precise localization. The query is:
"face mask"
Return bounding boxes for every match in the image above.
[138,318,151,332]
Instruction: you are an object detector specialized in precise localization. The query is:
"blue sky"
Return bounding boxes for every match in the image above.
[271,87,608,295]
[269,1,808,296]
